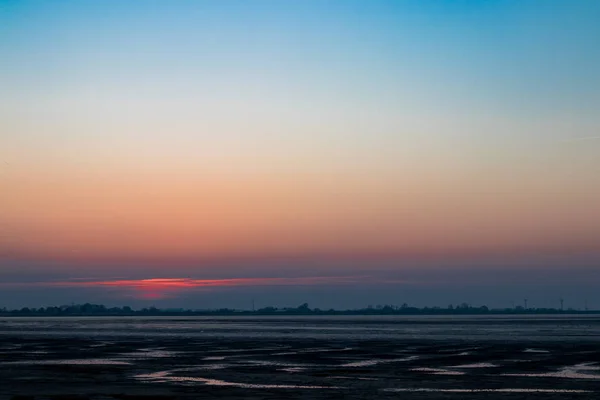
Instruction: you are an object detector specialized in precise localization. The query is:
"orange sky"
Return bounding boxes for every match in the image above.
[2,145,599,264]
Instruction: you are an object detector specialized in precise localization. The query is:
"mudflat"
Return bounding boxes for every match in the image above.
[1,316,599,399]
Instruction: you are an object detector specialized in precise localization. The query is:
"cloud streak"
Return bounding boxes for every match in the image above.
[0,276,406,300]
[48,276,373,288]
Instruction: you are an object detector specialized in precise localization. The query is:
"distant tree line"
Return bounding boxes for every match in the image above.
[0,302,596,317]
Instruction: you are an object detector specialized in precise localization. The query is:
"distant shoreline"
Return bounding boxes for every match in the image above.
[2,314,600,318]
[1,303,599,318]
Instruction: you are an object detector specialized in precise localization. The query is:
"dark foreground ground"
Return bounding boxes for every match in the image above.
[1,316,599,399]
[1,337,600,400]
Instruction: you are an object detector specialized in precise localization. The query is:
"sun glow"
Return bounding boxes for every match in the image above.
[1,276,397,300]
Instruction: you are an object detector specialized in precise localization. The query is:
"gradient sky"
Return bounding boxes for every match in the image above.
[1,1,599,309]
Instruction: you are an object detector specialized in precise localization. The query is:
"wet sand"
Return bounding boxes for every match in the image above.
[1,317,599,399]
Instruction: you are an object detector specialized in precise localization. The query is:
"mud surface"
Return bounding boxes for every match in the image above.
[1,316,599,399]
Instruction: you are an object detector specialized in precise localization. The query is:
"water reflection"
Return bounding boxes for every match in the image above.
[342,356,417,367]
[450,363,497,368]
[135,371,343,389]
[503,363,600,380]
[3,358,131,365]
[411,367,465,375]
[385,388,592,393]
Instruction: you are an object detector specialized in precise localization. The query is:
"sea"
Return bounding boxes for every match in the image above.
[1,314,599,340]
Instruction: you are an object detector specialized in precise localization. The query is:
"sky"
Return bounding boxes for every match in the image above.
[1,0,599,310]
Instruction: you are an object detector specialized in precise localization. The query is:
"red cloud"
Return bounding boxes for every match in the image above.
[48,276,371,289]
[3,276,404,300]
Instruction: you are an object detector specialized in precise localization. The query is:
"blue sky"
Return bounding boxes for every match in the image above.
[3,0,599,114]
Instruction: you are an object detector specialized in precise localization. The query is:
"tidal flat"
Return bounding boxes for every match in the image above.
[1,316,599,399]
